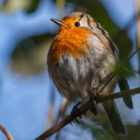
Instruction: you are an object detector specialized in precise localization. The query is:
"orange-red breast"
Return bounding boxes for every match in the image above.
[47,12,133,135]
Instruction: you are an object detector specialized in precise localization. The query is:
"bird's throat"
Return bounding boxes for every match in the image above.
[49,27,93,65]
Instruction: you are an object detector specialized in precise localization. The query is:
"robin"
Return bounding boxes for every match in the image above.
[47,12,133,135]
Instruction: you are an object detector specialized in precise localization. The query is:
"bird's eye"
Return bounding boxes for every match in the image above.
[74,22,80,27]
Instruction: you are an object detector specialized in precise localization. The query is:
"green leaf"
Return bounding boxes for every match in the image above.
[114,60,132,77]
[26,0,40,13]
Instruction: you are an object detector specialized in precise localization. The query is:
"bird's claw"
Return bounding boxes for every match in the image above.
[89,88,98,115]
[71,102,82,124]
[90,88,98,105]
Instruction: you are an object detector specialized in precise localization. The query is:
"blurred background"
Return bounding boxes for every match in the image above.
[0,0,140,140]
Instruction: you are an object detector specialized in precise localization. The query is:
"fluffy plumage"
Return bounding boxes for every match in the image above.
[47,12,133,135]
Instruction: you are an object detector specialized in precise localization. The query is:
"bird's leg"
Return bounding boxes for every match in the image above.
[89,88,98,115]
[71,102,81,117]
[71,102,82,124]
[90,88,98,104]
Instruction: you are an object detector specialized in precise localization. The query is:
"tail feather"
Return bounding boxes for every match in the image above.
[103,100,126,135]
[118,76,133,109]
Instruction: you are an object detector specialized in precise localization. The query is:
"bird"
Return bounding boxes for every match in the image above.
[47,12,133,135]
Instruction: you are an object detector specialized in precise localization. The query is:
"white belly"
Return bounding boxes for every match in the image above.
[47,35,116,102]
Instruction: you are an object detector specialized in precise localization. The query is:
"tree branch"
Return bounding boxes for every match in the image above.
[0,124,13,140]
[35,87,140,140]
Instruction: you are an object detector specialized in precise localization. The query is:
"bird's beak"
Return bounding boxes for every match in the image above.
[51,19,65,26]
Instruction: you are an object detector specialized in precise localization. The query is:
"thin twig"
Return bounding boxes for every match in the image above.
[46,87,55,130]
[127,47,140,60]
[35,87,140,140]
[0,124,13,140]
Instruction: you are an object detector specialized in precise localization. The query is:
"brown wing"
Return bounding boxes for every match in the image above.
[95,22,119,59]
[84,13,119,58]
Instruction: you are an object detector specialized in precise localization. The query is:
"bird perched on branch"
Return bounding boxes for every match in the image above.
[47,12,133,135]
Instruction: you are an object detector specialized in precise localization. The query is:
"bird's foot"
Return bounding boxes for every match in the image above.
[71,102,82,124]
[89,88,98,115]
[90,88,98,104]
